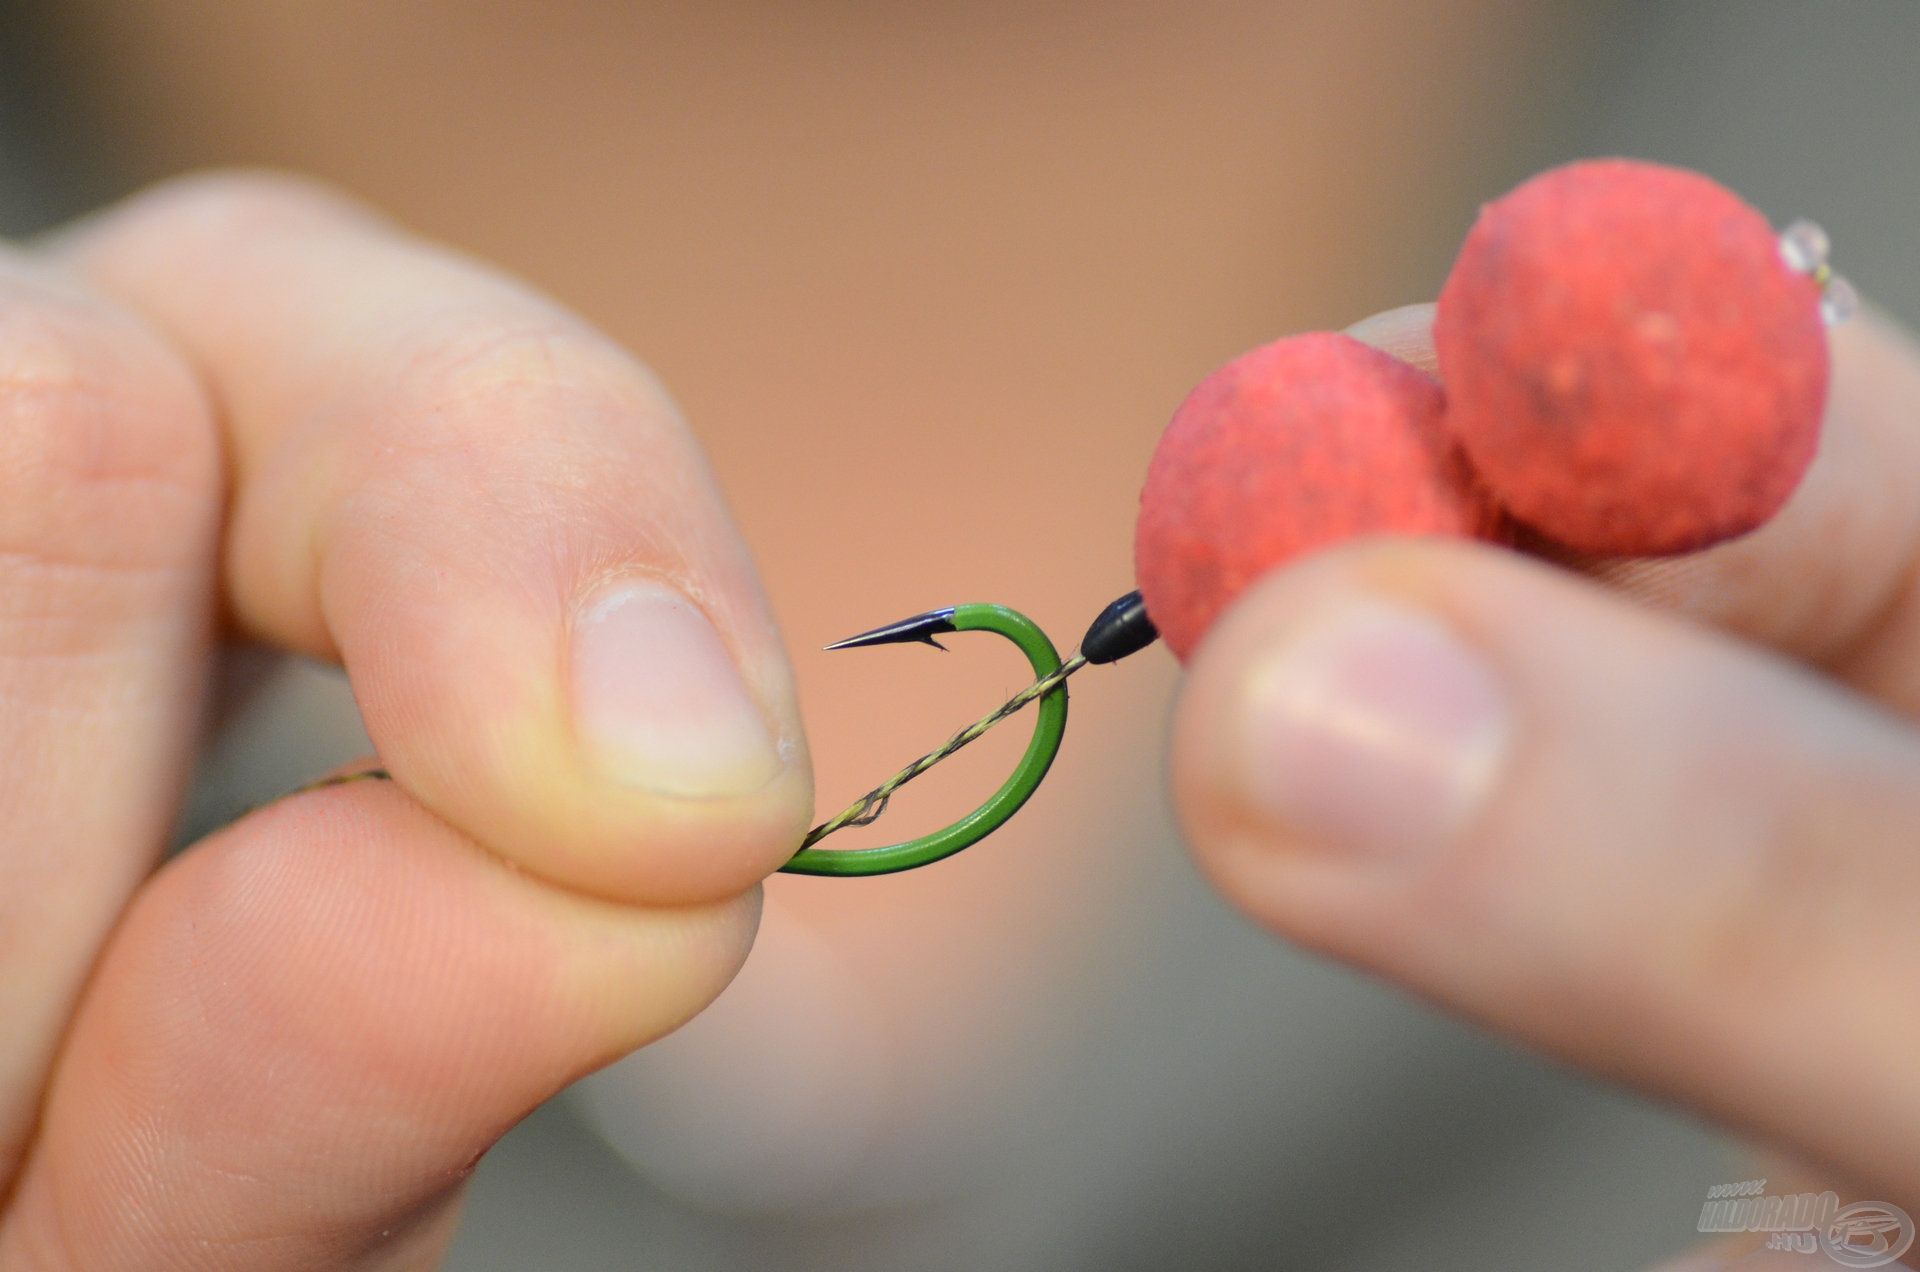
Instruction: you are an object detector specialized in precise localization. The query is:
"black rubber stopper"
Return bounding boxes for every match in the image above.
[1080,590,1159,665]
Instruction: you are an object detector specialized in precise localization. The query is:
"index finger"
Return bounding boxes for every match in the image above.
[1346,300,1920,713]
[50,173,813,903]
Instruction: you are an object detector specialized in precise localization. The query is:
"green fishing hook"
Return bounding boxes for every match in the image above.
[781,603,1070,878]
[780,591,1158,878]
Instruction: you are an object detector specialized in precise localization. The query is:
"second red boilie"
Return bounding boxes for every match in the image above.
[1435,159,1829,556]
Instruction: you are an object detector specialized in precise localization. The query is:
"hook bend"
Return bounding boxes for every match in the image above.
[780,603,1067,877]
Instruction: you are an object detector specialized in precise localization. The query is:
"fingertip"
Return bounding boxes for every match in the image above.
[308,389,816,907]
[199,778,766,1085]
[1343,301,1439,373]
[353,599,810,906]
[566,578,788,798]
[538,850,766,1068]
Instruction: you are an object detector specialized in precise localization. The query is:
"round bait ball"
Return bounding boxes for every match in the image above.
[1435,158,1829,556]
[1134,331,1500,660]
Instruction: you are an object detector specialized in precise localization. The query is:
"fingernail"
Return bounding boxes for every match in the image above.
[570,581,782,797]
[1231,597,1509,860]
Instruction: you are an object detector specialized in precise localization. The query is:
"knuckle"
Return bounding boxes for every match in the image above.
[342,315,694,515]
[0,277,219,574]
[104,167,376,247]
[297,318,693,624]
[389,314,675,433]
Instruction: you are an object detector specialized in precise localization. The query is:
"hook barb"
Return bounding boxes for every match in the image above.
[821,606,957,652]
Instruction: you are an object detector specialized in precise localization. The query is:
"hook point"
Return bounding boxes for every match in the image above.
[823,607,959,652]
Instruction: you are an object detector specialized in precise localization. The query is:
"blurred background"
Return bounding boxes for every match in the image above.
[1,1,1914,1267]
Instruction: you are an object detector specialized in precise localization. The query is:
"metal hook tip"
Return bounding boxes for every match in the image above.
[822,607,958,652]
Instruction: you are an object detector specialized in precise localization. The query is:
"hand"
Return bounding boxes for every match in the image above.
[0,173,812,1268]
[1170,301,1920,1266]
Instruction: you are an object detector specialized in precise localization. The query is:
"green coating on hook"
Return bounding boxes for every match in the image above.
[780,603,1067,877]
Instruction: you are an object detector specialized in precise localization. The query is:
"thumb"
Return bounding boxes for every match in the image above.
[1170,539,1920,1207]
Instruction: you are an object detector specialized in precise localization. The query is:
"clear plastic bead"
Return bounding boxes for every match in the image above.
[1779,219,1831,273]
[1821,273,1859,326]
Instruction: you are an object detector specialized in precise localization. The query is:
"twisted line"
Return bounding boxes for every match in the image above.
[279,651,1086,856]
[799,651,1088,849]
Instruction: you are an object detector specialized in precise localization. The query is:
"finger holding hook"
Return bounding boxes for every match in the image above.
[287,593,1158,880]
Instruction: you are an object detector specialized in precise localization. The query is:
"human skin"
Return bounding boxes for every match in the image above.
[1177,302,1920,1270]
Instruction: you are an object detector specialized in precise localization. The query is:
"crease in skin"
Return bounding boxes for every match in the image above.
[1826,534,1920,677]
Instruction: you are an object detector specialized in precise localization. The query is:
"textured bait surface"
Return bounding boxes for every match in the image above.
[1134,332,1500,660]
[1436,158,1829,556]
